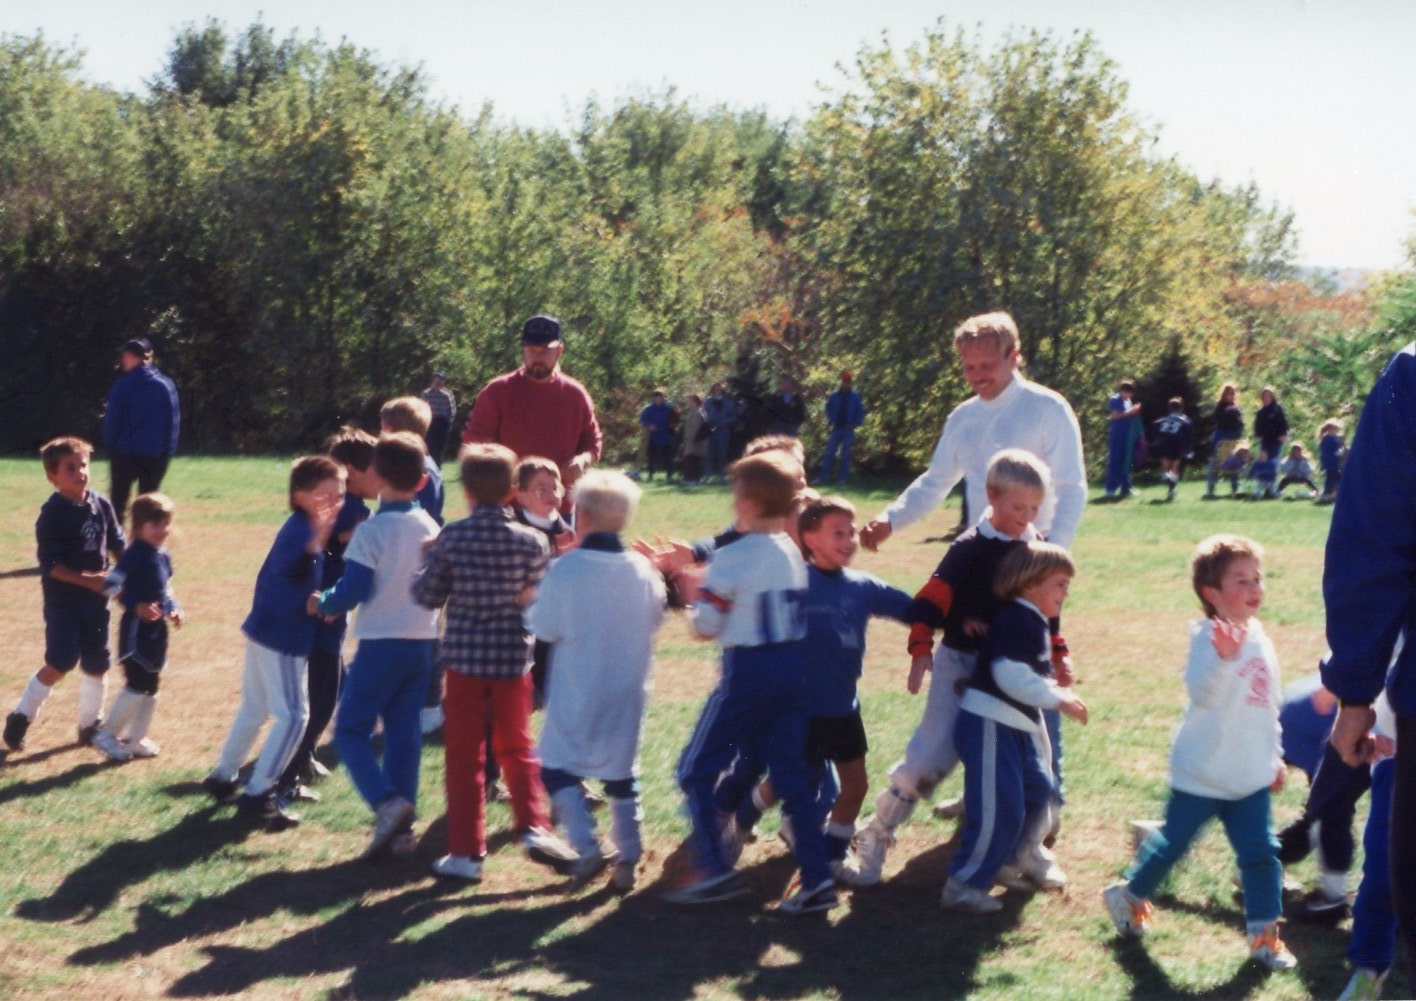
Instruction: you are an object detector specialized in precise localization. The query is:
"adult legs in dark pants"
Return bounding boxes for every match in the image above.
[1393,715,1416,978]
[279,648,343,795]
[110,452,171,523]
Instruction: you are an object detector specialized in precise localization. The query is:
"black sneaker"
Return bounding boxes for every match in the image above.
[77,720,102,746]
[1289,888,1350,924]
[202,775,241,804]
[4,712,30,751]
[237,791,301,831]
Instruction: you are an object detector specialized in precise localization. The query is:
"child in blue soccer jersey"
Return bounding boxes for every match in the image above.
[668,450,835,914]
[726,496,913,871]
[943,542,1088,913]
[5,437,125,753]
[92,493,181,761]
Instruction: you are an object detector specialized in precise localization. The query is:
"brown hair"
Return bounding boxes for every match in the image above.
[797,495,856,560]
[744,433,807,467]
[289,455,346,510]
[953,311,1020,357]
[993,542,1075,601]
[516,456,561,492]
[1191,534,1263,617]
[460,443,517,505]
[39,436,93,474]
[380,396,432,436]
[129,492,175,531]
[729,451,801,519]
[375,432,428,493]
[326,426,378,471]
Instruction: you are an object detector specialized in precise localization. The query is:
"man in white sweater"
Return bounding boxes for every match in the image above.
[859,311,1086,552]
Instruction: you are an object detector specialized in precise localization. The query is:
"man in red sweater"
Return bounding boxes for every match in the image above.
[463,315,602,508]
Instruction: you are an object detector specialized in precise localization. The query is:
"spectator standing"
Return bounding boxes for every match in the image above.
[1205,384,1244,498]
[1254,387,1290,463]
[638,389,677,481]
[702,382,736,483]
[103,338,180,523]
[421,372,456,465]
[818,371,866,485]
[679,394,707,484]
[765,377,805,437]
[1104,380,1143,499]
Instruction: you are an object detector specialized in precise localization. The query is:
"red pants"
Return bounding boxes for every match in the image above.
[443,672,548,857]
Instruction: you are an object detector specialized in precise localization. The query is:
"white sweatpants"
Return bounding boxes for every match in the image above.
[211,640,309,797]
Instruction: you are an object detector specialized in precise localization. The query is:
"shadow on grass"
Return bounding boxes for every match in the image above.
[0,759,106,802]
[1107,937,1269,1000]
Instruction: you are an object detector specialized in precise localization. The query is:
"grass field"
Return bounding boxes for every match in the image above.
[0,457,1400,1000]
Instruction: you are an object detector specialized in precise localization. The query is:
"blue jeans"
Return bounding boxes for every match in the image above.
[1349,757,1396,974]
[1105,427,1133,495]
[819,428,856,484]
[333,638,434,811]
[1128,785,1281,928]
[704,428,732,481]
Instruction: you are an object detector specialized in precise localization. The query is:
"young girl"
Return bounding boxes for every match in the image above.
[941,541,1088,913]
[1103,535,1296,971]
[93,493,182,761]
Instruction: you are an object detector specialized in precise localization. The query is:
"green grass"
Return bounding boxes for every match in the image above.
[0,458,1398,999]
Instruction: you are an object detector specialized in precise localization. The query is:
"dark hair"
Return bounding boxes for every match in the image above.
[130,492,175,531]
[1168,396,1184,413]
[516,456,561,491]
[460,443,517,505]
[39,436,93,474]
[326,426,378,471]
[289,455,346,510]
[375,432,428,493]
[797,495,856,558]
[729,451,800,519]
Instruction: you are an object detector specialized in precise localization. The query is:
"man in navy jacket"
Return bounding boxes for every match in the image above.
[103,338,180,521]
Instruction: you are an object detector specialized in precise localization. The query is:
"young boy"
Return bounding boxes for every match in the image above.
[668,450,835,914]
[313,432,442,857]
[516,456,573,710]
[1103,535,1297,971]
[843,449,1054,887]
[277,427,377,800]
[203,455,343,829]
[943,542,1088,913]
[1317,420,1345,504]
[5,438,125,752]
[93,493,182,761]
[725,496,913,871]
[412,443,575,883]
[529,471,667,891]
[1151,397,1194,502]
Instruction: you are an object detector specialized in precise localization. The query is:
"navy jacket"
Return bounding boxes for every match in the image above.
[104,364,180,457]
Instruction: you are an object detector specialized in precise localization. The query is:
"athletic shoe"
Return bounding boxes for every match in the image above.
[838,821,892,887]
[940,876,1003,914]
[932,795,965,820]
[521,826,578,875]
[994,865,1035,892]
[237,791,301,831]
[779,877,838,916]
[303,757,332,781]
[1248,922,1298,971]
[662,868,751,905]
[718,813,745,867]
[365,796,415,858]
[127,738,160,759]
[4,711,30,751]
[1103,882,1152,938]
[279,782,322,804]
[419,705,444,735]
[431,854,483,883]
[77,720,102,746]
[568,847,615,889]
[1337,967,1387,1000]
[1288,888,1350,924]
[389,830,418,857]
[1017,847,1068,891]
[609,860,637,894]
[93,729,133,762]
[202,774,241,804]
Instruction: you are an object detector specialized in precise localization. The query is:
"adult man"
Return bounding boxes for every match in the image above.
[463,314,602,505]
[860,312,1086,551]
[103,338,180,523]
[421,372,456,464]
[764,376,805,437]
[1321,343,1416,975]
[818,371,866,485]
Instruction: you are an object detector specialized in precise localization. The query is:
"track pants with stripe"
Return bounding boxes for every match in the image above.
[211,639,310,797]
[948,709,1054,889]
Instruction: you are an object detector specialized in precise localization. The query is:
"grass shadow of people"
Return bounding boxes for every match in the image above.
[0,759,107,804]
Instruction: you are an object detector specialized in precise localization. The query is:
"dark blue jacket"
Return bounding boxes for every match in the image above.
[103,364,180,457]
[1321,343,1416,716]
[825,389,866,430]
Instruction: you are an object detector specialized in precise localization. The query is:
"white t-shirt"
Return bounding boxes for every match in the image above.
[690,532,808,648]
[343,507,442,641]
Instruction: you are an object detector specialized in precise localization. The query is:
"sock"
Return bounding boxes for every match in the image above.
[103,687,143,739]
[608,795,642,863]
[825,820,854,862]
[77,673,107,727]
[1319,868,1348,900]
[550,785,598,858]
[126,693,159,743]
[15,675,53,718]
[871,784,917,831]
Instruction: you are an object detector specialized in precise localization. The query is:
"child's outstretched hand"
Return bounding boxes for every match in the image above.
[1058,692,1089,725]
[671,564,704,606]
[170,609,184,629]
[961,617,988,638]
[1210,618,1247,660]
[137,601,163,623]
[907,654,932,695]
[306,592,322,617]
[1270,766,1286,793]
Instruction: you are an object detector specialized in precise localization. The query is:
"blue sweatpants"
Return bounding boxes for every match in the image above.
[334,638,434,811]
[677,643,830,887]
[1128,785,1282,928]
[949,710,1054,889]
[1349,757,1396,974]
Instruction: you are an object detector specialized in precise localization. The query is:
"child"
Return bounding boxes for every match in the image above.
[1218,442,1251,497]
[529,471,667,891]
[1104,379,1142,498]
[1248,449,1279,499]
[1317,420,1345,504]
[943,542,1088,913]
[667,450,835,914]
[5,438,125,752]
[1151,397,1194,502]
[1103,535,1297,971]
[276,428,377,801]
[844,449,1053,887]
[313,432,442,857]
[412,443,575,883]
[92,493,182,761]
[203,456,343,829]
[1276,442,1318,498]
[515,456,573,709]
[726,496,913,872]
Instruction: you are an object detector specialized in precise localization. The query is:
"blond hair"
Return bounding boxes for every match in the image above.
[953,311,1020,357]
[572,471,641,533]
[985,448,1050,496]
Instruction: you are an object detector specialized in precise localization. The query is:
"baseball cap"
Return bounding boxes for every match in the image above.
[521,315,563,346]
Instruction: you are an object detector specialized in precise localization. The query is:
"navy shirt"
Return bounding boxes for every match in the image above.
[417,455,445,526]
[103,364,180,457]
[908,525,1028,654]
[801,565,912,716]
[313,493,372,655]
[968,600,1053,726]
[36,489,125,608]
[241,511,323,656]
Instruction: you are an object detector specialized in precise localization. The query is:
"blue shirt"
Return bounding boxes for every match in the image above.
[825,389,866,430]
[800,565,912,716]
[103,364,180,457]
[417,455,445,526]
[241,511,323,656]
[313,493,372,655]
[639,402,676,445]
[36,489,125,609]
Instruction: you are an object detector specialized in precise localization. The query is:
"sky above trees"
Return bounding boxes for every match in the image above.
[2,0,1412,270]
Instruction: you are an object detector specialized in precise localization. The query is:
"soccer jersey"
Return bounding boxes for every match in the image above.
[800,565,912,716]
[691,532,807,647]
[36,489,125,608]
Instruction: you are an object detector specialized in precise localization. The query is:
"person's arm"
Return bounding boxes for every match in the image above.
[315,560,374,616]
[572,388,603,467]
[1184,620,1233,708]
[163,372,180,455]
[463,383,498,444]
[868,419,963,545]
[850,392,866,428]
[1041,400,1087,550]
[689,557,735,639]
[411,536,452,609]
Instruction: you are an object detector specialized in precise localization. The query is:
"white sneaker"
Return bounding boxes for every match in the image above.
[940,876,1002,914]
[568,845,616,888]
[994,865,1034,891]
[1248,922,1298,971]
[432,854,483,883]
[838,821,892,887]
[365,796,415,858]
[1102,882,1152,938]
[522,826,578,875]
[932,795,965,820]
[93,729,132,762]
[420,706,444,735]
[1017,845,1068,891]
[127,738,160,759]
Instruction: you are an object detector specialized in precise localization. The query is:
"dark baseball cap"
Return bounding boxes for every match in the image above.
[121,338,153,357]
[521,315,563,346]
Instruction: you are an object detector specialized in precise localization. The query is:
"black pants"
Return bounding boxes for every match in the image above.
[280,648,342,789]
[1394,715,1416,976]
[1277,740,1370,871]
[646,442,675,479]
[425,417,451,466]
[110,451,170,523]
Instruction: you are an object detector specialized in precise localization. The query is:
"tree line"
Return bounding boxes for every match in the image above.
[0,19,1404,471]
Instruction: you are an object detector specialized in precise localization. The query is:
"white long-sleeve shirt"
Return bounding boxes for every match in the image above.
[1170,618,1284,800]
[877,375,1087,549]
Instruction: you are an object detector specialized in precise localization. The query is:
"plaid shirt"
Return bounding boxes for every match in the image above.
[413,504,550,677]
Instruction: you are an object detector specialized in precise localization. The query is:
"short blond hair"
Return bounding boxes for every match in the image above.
[953,311,1020,357]
[572,471,641,533]
[729,451,801,519]
[985,448,1050,496]
[1192,534,1263,617]
[993,542,1075,601]
[380,396,432,436]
